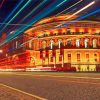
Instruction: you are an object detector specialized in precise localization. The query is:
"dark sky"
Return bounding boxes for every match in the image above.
[0,0,99,36]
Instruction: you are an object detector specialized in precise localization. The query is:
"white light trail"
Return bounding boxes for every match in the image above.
[57,1,95,27]
[66,1,95,20]
[56,0,68,7]
[55,0,83,17]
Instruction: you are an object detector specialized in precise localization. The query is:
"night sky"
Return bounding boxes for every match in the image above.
[0,0,99,45]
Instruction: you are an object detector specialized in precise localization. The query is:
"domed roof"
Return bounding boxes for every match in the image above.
[35,14,78,26]
[24,14,100,37]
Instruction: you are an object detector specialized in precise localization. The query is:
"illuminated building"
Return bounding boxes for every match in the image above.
[0,15,100,71]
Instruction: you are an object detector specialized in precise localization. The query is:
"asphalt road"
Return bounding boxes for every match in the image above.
[0,72,100,100]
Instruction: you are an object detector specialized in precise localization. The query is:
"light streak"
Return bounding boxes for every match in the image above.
[0,0,31,33]
[5,0,69,41]
[75,9,100,21]
[60,8,77,15]
[7,0,48,33]
[0,0,91,46]
[55,0,83,16]
[0,0,24,29]
[66,1,95,19]
[0,0,5,8]
[20,0,48,23]
[7,0,56,38]
[61,9,100,27]
[56,0,68,7]
[7,0,65,34]
[57,1,95,27]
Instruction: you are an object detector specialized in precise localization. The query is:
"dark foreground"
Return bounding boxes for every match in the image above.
[0,72,100,100]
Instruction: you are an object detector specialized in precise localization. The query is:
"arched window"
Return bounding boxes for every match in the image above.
[93,39,97,48]
[50,40,54,49]
[15,41,18,48]
[84,39,89,48]
[42,41,46,49]
[76,39,80,47]
[29,40,33,49]
[67,39,71,46]
[58,39,62,49]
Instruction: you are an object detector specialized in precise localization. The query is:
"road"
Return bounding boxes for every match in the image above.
[0,72,100,100]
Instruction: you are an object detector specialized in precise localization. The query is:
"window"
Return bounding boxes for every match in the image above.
[16,41,18,48]
[94,52,98,62]
[76,39,80,47]
[60,49,64,55]
[86,53,89,62]
[59,55,62,62]
[29,40,33,49]
[67,39,71,46]
[40,50,43,58]
[77,53,80,62]
[58,39,62,49]
[84,39,89,48]
[42,41,46,49]
[58,40,61,49]
[50,57,53,62]
[86,54,89,58]
[93,39,97,48]
[50,40,54,49]
[68,54,71,62]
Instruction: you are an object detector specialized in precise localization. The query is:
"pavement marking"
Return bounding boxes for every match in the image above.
[0,83,47,100]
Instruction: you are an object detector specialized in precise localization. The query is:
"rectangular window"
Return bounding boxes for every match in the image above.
[59,56,62,62]
[94,53,98,62]
[86,54,89,58]
[60,49,64,55]
[86,54,89,62]
[50,57,53,62]
[52,50,56,57]
[77,53,80,62]
[68,54,71,62]
[40,51,43,58]
[46,50,48,57]
[67,40,71,46]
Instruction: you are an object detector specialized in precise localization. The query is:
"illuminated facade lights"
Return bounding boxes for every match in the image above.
[0,14,100,71]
